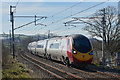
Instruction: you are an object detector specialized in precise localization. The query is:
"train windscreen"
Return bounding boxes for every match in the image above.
[73,35,92,53]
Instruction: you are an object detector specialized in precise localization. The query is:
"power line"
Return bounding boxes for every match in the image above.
[19,1,84,35]
[52,25,78,35]
[52,16,102,35]
[24,1,84,35]
[41,0,109,35]
[12,1,109,36]
[39,1,84,30]
[50,1,84,17]
[46,0,109,27]
[50,15,103,35]
[53,8,106,37]
[40,9,97,32]
[29,24,46,35]
[49,12,101,33]
[14,16,47,18]
[14,17,46,30]
[13,0,20,13]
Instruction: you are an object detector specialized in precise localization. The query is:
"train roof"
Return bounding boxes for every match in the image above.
[70,34,87,38]
[29,34,87,44]
[46,34,87,40]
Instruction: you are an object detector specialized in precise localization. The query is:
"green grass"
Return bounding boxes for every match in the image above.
[2,57,31,79]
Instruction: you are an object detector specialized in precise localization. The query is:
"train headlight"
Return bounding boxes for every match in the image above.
[72,49,77,54]
[89,51,94,55]
[74,51,76,53]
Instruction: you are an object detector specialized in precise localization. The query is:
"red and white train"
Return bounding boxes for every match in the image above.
[28,34,94,66]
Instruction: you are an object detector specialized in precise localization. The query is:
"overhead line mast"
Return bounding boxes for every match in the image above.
[101,8,106,68]
[9,5,47,59]
[10,5,16,59]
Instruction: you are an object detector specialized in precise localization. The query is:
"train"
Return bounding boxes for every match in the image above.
[28,34,94,66]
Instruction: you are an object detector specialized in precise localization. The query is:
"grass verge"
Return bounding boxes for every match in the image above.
[2,56,31,79]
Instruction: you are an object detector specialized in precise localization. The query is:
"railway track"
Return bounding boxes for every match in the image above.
[72,65,120,80]
[51,57,120,79]
[53,58,120,79]
[19,52,120,80]
[19,52,82,80]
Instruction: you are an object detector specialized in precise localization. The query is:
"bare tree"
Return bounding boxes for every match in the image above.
[90,40,102,64]
[84,6,120,66]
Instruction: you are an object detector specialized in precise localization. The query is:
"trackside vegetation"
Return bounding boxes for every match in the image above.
[2,41,31,80]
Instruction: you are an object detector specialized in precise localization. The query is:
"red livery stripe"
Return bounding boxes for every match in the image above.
[67,38,73,62]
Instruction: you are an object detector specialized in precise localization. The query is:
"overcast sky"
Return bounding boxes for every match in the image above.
[1,0,119,39]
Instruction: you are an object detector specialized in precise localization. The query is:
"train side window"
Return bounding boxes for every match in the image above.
[37,45,44,48]
[68,39,70,45]
[50,43,59,49]
[31,45,34,48]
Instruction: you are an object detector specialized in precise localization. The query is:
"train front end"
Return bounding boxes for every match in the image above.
[70,34,93,65]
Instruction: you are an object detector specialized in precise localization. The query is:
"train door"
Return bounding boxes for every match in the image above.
[44,40,48,56]
[48,39,60,60]
[50,43,59,59]
[35,41,37,55]
[61,38,67,57]
[55,39,61,60]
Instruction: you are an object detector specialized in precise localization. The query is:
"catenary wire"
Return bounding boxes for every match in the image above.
[13,0,20,13]
[46,0,109,27]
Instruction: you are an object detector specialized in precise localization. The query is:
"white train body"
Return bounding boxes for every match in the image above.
[28,37,68,61]
[46,37,68,61]
[28,34,93,65]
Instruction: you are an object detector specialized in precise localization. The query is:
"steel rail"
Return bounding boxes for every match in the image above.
[19,53,64,79]
[21,51,120,79]
[95,70,120,79]
[23,53,82,79]
[53,59,120,79]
